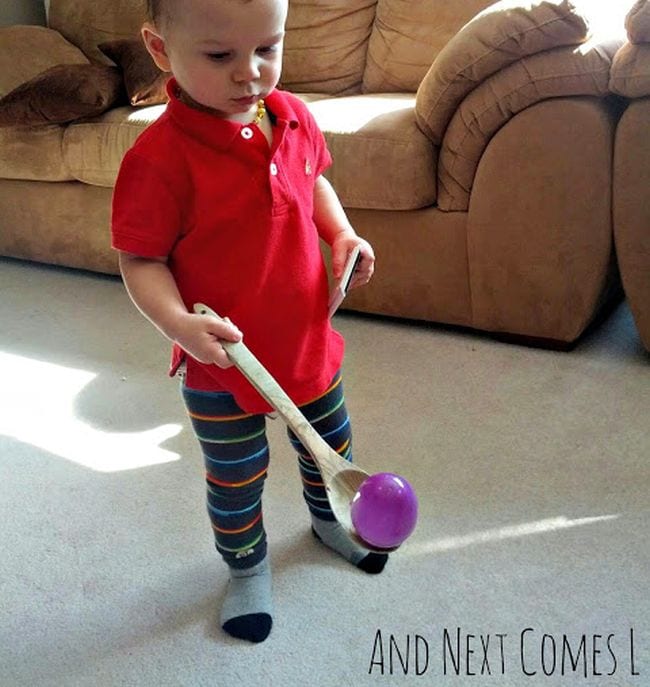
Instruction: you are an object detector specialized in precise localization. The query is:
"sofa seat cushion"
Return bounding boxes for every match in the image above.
[62,105,164,187]
[60,93,435,211]
[61,94,332,188]
[310,94,436,210]
[0,125,72,182]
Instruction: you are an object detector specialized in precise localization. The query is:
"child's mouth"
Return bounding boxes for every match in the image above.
[233,95,258,107]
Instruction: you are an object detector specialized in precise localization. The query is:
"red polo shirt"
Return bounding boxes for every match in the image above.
[111,79,344,413]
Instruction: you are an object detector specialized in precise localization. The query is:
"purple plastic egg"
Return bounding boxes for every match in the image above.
[350,472,418,549]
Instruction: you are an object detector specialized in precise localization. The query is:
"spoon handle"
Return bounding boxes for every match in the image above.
[193,303,341,479]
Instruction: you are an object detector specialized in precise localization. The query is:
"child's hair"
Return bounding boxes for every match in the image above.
[147,0,255,23]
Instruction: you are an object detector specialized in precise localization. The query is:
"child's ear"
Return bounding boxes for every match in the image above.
[141,23,172,72]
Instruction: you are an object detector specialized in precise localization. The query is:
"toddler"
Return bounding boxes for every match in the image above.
[111,0,386,643]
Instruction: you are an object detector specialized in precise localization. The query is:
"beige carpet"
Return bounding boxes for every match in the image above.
[1,257,648,687]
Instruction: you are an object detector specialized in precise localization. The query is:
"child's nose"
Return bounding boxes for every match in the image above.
[233,57,260,83]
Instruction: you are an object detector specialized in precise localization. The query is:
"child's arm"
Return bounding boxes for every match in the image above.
[118,252,241,369]
[313,175,375,290]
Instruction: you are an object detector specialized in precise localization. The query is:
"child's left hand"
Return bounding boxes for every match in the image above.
[331,233,375,291]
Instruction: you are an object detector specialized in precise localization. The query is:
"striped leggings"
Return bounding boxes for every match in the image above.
[181,372,352,570]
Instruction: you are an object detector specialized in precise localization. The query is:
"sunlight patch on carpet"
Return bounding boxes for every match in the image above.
[0,352,181,472]
[405,515,620,555]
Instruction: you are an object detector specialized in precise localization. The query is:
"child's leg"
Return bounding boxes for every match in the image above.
[181,385,272,643]
[288,372,388,574]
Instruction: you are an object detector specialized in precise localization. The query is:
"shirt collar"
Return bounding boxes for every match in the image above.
[165,78,300,151]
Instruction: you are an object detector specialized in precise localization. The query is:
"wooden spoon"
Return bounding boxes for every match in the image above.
[193,303,397,553]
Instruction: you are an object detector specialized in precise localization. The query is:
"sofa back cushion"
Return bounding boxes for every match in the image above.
[0,25,88,96]
[363,0,494,93]
[48,0,377,95]
[282,0,378,94]
[48,0,146,63]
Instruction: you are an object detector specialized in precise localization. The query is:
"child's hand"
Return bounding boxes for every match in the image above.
[173,312,243,369]
[331,233,375,290]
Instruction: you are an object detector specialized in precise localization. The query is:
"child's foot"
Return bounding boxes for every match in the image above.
[311,516,388,574]
[220,557,272,643]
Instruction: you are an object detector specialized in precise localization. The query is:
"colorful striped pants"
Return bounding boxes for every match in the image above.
[181,372,352,570]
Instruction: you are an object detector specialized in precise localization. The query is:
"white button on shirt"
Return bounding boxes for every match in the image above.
[270,162,278,176]
[241,127,253,140]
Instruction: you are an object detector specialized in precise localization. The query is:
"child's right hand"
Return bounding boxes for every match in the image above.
[172,312,243,369]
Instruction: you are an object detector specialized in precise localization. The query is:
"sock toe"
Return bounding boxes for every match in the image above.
[357,552,389,574]
[311,523,389,574]
[220,557,272,643]
[223,613,273,643]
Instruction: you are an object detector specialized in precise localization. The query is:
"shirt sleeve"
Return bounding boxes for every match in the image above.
[306,110,332,179]
[111,149,183,258]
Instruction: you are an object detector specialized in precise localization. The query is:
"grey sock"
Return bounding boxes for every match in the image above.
[311,515,388,574]
[220,557,273,643]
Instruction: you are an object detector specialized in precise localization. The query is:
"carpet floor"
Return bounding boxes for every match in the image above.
[1,257,648,687]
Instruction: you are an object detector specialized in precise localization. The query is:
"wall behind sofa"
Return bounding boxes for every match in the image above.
[0,0,46,26]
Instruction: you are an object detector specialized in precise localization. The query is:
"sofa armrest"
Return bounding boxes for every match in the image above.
[611,0,650,97]
[625,0,650,44]
[415,0,591,147]
[436,39,621,211]
[611,43,650,97]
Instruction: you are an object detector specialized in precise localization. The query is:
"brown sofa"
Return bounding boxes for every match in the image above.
[611,0,650,352]
[0,0,630,347]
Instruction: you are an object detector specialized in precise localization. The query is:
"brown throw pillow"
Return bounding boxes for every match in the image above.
[0,63,124,127]
[98,38,169,106]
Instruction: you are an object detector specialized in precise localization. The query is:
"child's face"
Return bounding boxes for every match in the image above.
[144,0,287,119]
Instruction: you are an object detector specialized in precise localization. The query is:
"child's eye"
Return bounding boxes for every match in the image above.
[207,52,230,61]
[257,45,277,56]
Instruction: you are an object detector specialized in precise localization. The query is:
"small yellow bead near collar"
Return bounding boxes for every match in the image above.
[253,99,266,126]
